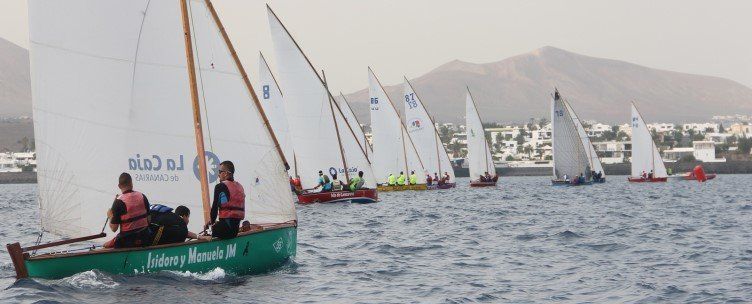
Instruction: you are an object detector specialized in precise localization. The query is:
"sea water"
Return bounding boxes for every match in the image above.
[1,176,751,303]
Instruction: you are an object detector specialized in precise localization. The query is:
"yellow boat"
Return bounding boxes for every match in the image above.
[377,184,428,192]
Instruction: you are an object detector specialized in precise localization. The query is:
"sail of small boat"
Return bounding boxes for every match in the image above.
[267,6,376,190]
[403,78,456,182]
[368,68,428,186]
[338,92,374,158]
[465,88,495,182]
[257,52,297,177]
[551,90,592,182]
[12,0,297,279]
[630,102,667,179]
[564,99,605,179]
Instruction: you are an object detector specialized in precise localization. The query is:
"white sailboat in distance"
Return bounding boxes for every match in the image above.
[628,101,668,182]
[465,88,498,187]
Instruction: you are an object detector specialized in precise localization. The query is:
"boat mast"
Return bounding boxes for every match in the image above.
[204,0,290,170]
[322,70,350,181]
[180,0,211,224]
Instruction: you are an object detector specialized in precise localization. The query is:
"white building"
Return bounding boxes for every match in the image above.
[683,123,718,134]
[647,123,676,134]
[586,123,611,137]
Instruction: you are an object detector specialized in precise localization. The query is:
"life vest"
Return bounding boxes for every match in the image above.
[397,174,406,185]
[349,176,362,191]
[119,191,148,233]
[387,175,396,185]
[219,180,245,220]
[409,174,417,185]
[331,179,344,191]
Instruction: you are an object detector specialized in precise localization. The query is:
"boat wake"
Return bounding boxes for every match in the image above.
[163,267,228,282]
[57,270,120,290]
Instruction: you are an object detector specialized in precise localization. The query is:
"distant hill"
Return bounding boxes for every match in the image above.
[343,46,752,124]
[0,37,30,117]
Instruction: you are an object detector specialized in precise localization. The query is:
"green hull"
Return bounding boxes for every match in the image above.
[377,184,427,192]
[25,226,296,279]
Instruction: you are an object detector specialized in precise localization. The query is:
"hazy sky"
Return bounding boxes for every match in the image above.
[1,0,750,94]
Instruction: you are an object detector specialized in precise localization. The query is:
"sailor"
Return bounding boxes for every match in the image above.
[434,173,441,185]
[396,171,406,186]
[387,173,397,186]
[314,170,332,192]
[443,172,451,183]
[148,205,204,245]
[479,174,487,182]
[205,161,245,239]
[290,175,302,194]
[648,170,654,179]
[330,173,344,191]
[409,171,418,185]
[641,171,647,179]
[484,171,492,181]
[426,174,433,186]
[349,171,365,191]
[104,173,151,249]
[563,173,568,181]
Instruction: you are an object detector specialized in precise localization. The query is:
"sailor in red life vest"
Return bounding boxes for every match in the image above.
[103,173,151,248]
[205,160,245,239]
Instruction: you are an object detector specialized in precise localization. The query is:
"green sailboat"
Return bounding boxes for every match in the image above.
[7,0,297,279]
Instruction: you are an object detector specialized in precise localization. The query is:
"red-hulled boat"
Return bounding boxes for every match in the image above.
[470,181,497,187]
[627,177,668,182]
[427,182,456,190]
[297,189,378,204]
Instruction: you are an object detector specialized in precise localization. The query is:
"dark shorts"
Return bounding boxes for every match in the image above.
[150,225,188,245]
[211,218,241,239]
[114,228,151,248]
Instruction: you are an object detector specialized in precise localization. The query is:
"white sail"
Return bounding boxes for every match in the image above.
[257,53,296,176]
[630,102,667,177]
[465,90,495,180]
[403,78,455,180]
[267,6,376,190]
[552,91,591,179]
[368,68,428,184]
[338,93,374,158]
[29,0,294,238]
[564,100,605,177]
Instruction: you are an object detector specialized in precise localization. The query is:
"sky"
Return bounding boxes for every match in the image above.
[1,0,750,94]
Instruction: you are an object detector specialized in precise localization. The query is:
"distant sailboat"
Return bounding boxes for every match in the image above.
[564,95,606,183]
[628,101,668,182]
[8,0,297,279]
[551,89,596,185]
[465,88,498,187]
[368,68,428,191]
[403,77,456,189]
[268,6,378,203]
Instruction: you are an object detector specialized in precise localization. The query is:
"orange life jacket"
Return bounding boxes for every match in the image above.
[219,180,245,220]
[119,191,148,232]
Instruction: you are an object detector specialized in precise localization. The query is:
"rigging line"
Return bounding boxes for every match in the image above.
[188,0,214,152]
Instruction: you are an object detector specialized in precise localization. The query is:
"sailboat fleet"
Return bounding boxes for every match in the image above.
[6,1,704,280]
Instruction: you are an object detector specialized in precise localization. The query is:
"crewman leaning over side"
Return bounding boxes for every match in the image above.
[205,160,245,240]
[409,170,417,185]
[349,171,365,191]
[104,172,151,249]
[387,173,396,186]
[148,204,207,245]
[397,171,406,186]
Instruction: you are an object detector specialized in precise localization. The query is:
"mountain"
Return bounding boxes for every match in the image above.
[343,46,752,124]
[0,37,30,117]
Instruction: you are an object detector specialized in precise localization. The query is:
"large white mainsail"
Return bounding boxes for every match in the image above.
[338,93,374,158]
[267,6,376,190]
[29,0,294,238]
[403,78,455,180]
[257,52,296,176]
[465,89,495,180]
[551,90,591,180]
[368,68,428,185]
[630,102,667,178]
[564,100,605,177]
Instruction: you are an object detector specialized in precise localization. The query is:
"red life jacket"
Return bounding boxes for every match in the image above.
[219,180,245,220]
[119,191,148,232]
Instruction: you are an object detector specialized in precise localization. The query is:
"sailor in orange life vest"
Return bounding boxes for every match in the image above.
[204,160,245,239]
[104,173,152,248]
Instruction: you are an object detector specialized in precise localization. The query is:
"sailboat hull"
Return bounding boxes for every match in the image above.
[469,181,497,187]
[551,180,594,186]
[627,177,668,182]
[377,184,428,192]
[296,189,378,204]
[427,183,456,190]
[20,225,296,280]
